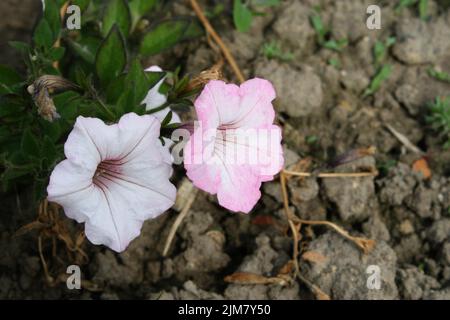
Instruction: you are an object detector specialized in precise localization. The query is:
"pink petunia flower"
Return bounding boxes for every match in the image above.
[47,113,176,252]
[184,78,284,213]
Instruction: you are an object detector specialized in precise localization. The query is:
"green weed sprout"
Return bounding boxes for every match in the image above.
[233,0,280,32]
[262,41,294,62]
[428,68,450,83]
[310,13,348,52]
[396,0,429,20]
[427,96,450,149]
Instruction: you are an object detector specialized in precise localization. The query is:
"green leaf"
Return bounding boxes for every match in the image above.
[428,68,450,83]
[72,0,91,12]
[41,135,58,166]
[262,41,294,62]
[67,37,99,64]
[106,74,126,103]
[21,129,40,158]
[363,64,392,97]
[0,94,26,118]
[43,0,61,43]
[310,14,327,44]
[374,37,396,65]
[48,46,66,60]
[396,0,418,11]
[116,59,148,114]
[161,110,172,126]
[305,135,318,144]
[95,25,127,86]
[140,18,193,56]
[1,167,35,191]
[51,91,82,121]
[323,39,348,52]
[34,18,54,48]
[0,65,22,95]
[53,91,81,121]
[126,59,149,104]
[252,0,280,6]
[146,71,166,87]
[102,0,132,37]
[233,0,253,32]
[419,0,429,20]
[9,41,30,55]
[116,88,136,115]
[41,0,62,47]
[129,0,157,29]
[328,58,341,69]
[182,20,204,40]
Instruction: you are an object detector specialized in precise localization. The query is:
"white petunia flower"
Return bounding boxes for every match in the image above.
[47,113,176,252]
[142,66,181,149]
[142,66,181,125]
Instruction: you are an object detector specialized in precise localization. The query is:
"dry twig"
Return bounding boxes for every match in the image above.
[189,0,245,83]
[278,156,378,299]
[162,188,199,256]
[384,124,425,155]
[15,199,97,289]
[281,170,376,254]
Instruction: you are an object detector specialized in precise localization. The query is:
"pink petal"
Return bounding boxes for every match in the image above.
[185,78,283,213]
[194,80,240,129]
[236,78,276,128]
[216,164,263,213]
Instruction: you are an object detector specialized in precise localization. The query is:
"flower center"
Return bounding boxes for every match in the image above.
[93,159,123,187]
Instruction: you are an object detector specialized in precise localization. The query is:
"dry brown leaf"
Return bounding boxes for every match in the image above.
[206,230,225,247]
[412,158,432,179]
[355,238,376,254]
[224,272,289,286]
[278,260,295,275]
[302,251,327,264]
[251,215,274,226]
[14,221,47,237]
[288,158,313,177]
[328,146,376,168]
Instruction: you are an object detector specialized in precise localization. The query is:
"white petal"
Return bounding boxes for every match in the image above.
[47,159,98,222]
[64,117,109,170]
[151,108,181,125]
[83,183,145,252]
[143,65,167,111]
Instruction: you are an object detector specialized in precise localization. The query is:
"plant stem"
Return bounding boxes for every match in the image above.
[189,0,245,83]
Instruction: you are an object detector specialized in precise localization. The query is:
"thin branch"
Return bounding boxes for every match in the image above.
[280,170,376,253]
[282,169,378,178]
[38,235,54,284]
[162,189,198,256]
[384,124,425,155]
[189,0,245,83]
[294,218,375,254]
[280,172,330,300]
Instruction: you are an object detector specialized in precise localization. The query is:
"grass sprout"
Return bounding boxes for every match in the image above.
[427,96,450,148]
[262,41,294,62]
